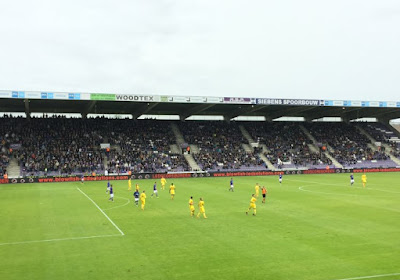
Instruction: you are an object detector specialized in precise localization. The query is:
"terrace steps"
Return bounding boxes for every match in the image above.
[190,144,200,154]
[170,144,181,154]
[382,143,400,166]
[171,123,185,146]
[171,123,202,171]
[324,152,343,169]
[307,144,319,154]
[258,153,276,171]
[242,143,253,153]
[239,125,256,144]
[184,154,202,171]
[356,125,399,165]
[7,158,20,178]
[356,125,377,144]
[299,125,324,152]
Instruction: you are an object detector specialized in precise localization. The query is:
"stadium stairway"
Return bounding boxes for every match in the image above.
[258,153,276,171]
[357,125,400,166]
[184,153,202,171]
[170,144,181,154]
[170,123,185,146]
[323,152,343,169]
[239,125,255,144]
[300,124,343,168]
[170,123,202,171]
[238,125,275,170]
[381,144,400,166]
[242,143,253,153]
[7,158,20,178]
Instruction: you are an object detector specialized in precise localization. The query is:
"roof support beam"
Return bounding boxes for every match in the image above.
[132,102,159,119]
[180,104,216,120]
[24,99,30,119]
[224,105,267,120]
[265,106,315,120]
[81,101,97,118]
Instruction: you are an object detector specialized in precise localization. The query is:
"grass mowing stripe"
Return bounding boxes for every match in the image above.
[76,187,125,236]
[0,234,121,246]
[332,272,400,280]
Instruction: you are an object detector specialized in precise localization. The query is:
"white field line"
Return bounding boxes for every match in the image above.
[102,196,130,211]
[287,178,400,194]
[0,234,121,246]
[332,272,400,280]
[298,186,362,197]
[77,187,124,236]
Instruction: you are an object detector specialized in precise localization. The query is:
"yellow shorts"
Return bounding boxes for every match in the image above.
[199,207,205,213]
[249,203,256,209]
[190,206,195,211]
[141,201,145,205]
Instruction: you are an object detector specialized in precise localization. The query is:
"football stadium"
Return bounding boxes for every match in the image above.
[0,92,400,280]
[1,1,400,280]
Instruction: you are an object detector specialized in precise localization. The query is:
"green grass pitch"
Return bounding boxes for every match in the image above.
[1,173,399,280]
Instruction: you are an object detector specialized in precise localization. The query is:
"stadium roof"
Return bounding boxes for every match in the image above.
[1,90,400,122]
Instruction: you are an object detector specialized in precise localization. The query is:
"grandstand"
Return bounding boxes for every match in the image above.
[0,92,400,179]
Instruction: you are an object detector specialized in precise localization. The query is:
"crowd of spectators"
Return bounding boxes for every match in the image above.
[0,116,189,176]
[303,123,389,166]
[178,121,265,171]
[0,115,398,176]
[245,122,332,169]
[358,123,400,159]
[105,120,189,173]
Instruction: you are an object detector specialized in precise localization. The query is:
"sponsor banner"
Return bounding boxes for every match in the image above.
[224,97,254,104]
[351,101,362,107]
[258,98,324,106]
[333,100,344,106]
[115,94,159,102]
[2,167,400,184]
[12,91,25,98]
[91,93,115,101]
[159,95,223,103]
[343,101,351,106]
[41,92,54,99]
[54,92,69,99]
[68,93,81,100]
[0,91,11,98]
[25,92,41,99]
[369,101,379,107]
[387,102,397,107]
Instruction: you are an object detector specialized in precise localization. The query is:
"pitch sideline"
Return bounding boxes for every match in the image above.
[77,187,125,236]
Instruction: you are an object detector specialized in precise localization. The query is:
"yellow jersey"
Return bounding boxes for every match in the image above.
[135,185,140,191]
[255,185,260,192]
[198,200,205,208]
[361,174,367,182]
[140,193,146,201]
[250,197,256,204]
[189,199,194,210]
[170,185,176,194]
[161,178,166,185]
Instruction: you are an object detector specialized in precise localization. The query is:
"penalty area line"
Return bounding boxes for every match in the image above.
[332,272,400,280]
[0,234,121,246]
[77,187,125,236]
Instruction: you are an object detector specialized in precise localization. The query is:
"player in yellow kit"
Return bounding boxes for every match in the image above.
[361,173,367,188]
[255,183,260,197]
[189,196,195,217]
[135,184,140,192]
[161,177,167,190]
[128,178,132,191]
[140,190,146,210]
[246,194,257,216]
[197,198,207,219]
[169,183,176,200]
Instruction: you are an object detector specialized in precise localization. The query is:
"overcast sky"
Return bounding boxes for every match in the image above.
[0,0,399,101]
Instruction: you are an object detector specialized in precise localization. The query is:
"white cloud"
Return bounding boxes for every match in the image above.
[0,0,399,100]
